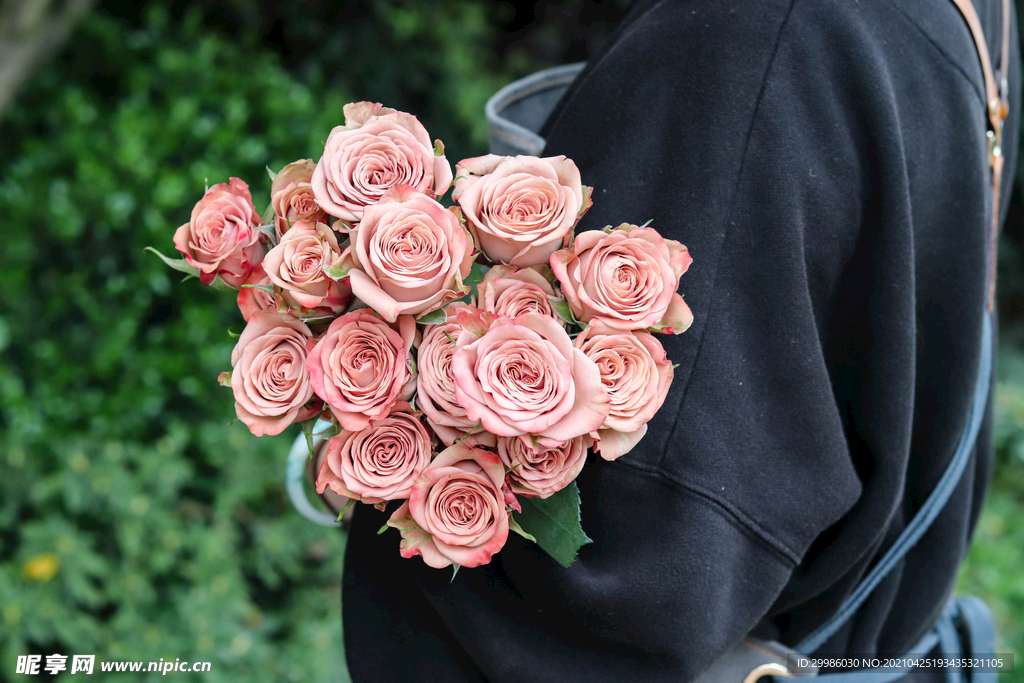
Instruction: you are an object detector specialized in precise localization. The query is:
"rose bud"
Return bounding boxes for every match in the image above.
[173,177,266,288]
[451,307,610,441]
[228,310,320,437]
[306,309,417,432]
[452,154,591,267]
[315,403,431,505]
[497,434,590,499]
[574,322,674,460]
[415,303,496,448]
[551,223,694,334]
[388,444,509,569]
[311,102,452,222]
[271,159,328,241]
[237,263,276,322]
[262,220,351,314]
[477,264,562,321]
[333,185,474,322]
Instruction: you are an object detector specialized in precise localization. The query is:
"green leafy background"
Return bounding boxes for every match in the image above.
[1,1,1023,681]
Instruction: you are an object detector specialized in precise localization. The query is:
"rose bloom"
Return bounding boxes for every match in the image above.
[271,159,328,240]
[415,303,496,448]
[334,185,474,322]
[306,309,416,431]
[551,223,694,334]
[498,434,590,499]
[452,155,590,267]
[228,310,319,437]
[262,220,351,313]
[451,308,609,441]
[575,322,674,460]
[315,402,431,505]
[388,444,509,568]
[237,263,276,322]
[173,177,266,288]
[312,102,452,222]
[477,264,562,321]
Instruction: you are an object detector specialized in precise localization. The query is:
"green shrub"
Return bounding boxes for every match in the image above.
[0,0,543,678]
[2,7,352,682]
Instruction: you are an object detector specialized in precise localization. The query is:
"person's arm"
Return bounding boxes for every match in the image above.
[344,0,1007,679]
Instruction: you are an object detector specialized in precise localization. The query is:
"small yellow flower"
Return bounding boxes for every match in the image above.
[22,554,59,582]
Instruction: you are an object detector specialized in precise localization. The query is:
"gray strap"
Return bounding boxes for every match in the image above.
[485,63,585,156]
[795,312,993,654]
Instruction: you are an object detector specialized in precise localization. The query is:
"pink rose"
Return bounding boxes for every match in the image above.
[497,434,590,499]
[312,102,453,222]
[335,185,474,322]
[315,402,431,505]
[228,310,320,437]
[416,303,497,448]
[575,322,674,460]
[452,155,590,267]
[451,308,610,441]
[477,264,562,321]
[173,177,266,288]
[262,220,351,314]
[551,224,694,334]
[306,309,417,431]
[271,159,328,240]
[237,263,275,322]
[388,445,509,568]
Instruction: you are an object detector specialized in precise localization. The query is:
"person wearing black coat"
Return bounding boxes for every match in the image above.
[340,0,1022,680]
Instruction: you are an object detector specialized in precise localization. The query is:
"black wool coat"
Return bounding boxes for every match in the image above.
[342,0,1022,680]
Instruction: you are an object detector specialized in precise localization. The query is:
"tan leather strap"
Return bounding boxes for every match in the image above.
[950,0,1011,311]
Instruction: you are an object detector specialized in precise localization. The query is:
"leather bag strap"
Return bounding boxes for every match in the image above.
[951,0,1011,310]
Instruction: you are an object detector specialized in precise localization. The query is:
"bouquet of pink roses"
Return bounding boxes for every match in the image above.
[149,101,694,571]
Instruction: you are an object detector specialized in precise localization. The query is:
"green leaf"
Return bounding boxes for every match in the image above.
[433,139,445,156]
[296,314,335,324]
[551,299,576,324]
[260,201,276,231]
[578,185,593,219]
[323,261,349,281]
[144,247,199,276]
[208,275,235,293]
[266,165,277,181]
[507,514,537,543]
[241,283,276,295]
[254,223,277,245]
[513,481,592,567]
[639,218,653,228]
[452,260,489,305]
[416,308,447,325]
[450,563,460,583]
[465,260,488,289]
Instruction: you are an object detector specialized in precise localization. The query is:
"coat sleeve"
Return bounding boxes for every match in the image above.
[344,1,936,681]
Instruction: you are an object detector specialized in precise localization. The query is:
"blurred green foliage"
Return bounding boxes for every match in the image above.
[958,328,1024,681]
[1,0,1024,681]
[0,1,546,679]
